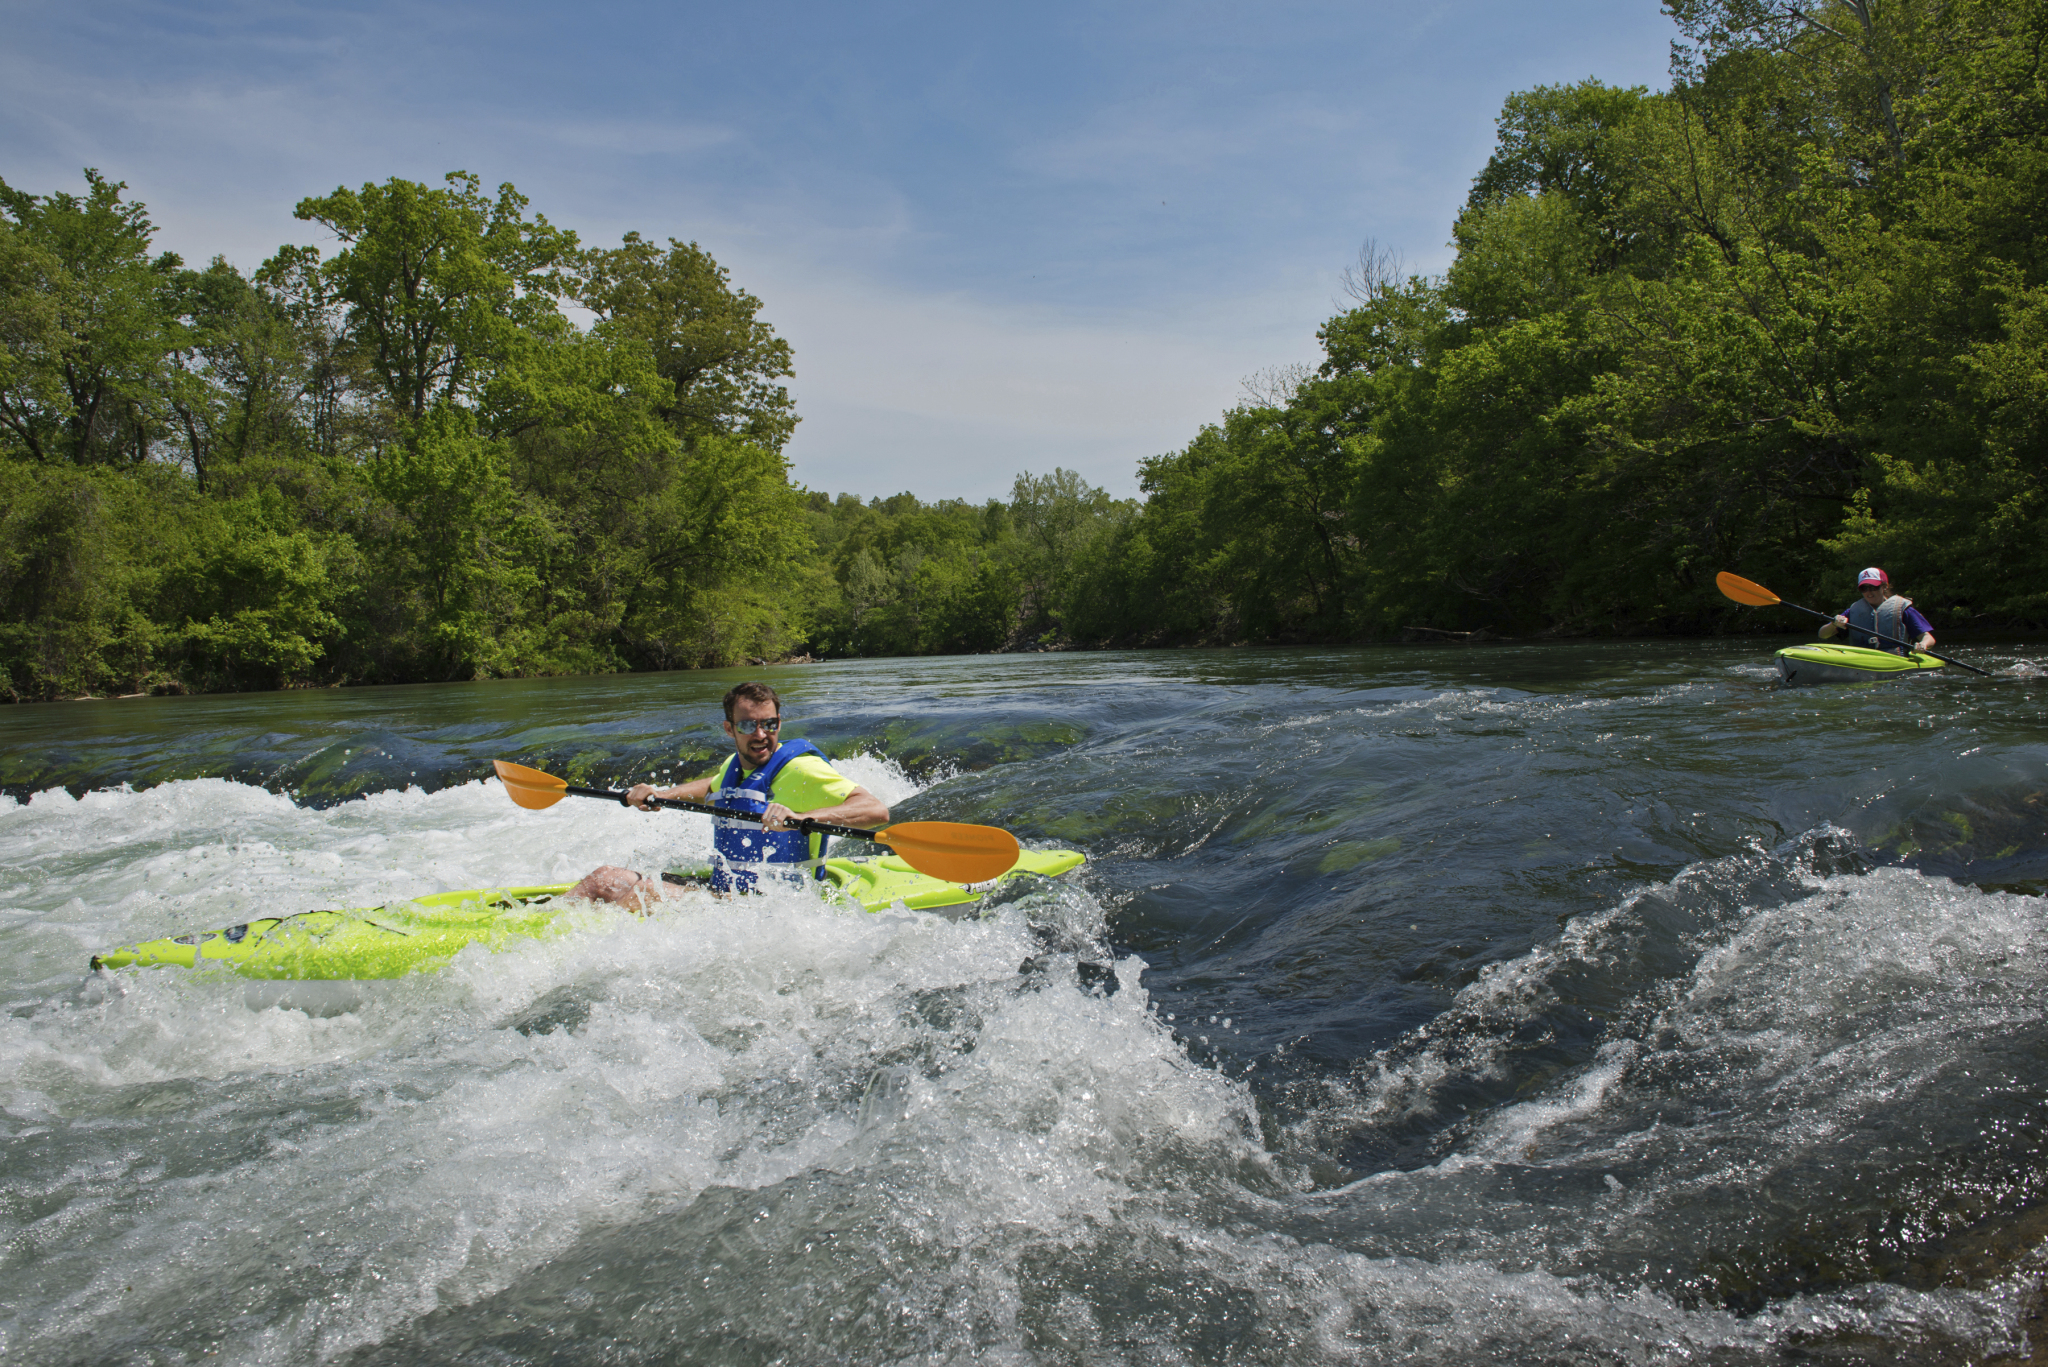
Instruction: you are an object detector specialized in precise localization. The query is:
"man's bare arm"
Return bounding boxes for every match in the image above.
[624,775,716,811]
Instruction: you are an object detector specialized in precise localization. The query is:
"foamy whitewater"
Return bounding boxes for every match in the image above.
[5,646,2048,1363]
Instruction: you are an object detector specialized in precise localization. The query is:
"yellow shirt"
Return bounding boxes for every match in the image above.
[717,752,856,813]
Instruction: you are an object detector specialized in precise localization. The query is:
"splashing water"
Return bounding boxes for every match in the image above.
[6,644,2048,1363]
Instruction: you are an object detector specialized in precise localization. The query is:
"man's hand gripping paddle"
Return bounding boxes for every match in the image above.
[1714,572,1989,676]
[492,760,1022,883]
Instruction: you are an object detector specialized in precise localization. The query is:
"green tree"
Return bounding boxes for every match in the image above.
[293,172,581,422]
[617,436,815,668]
[582,233,798,450]
[0,170,185,467]
[359,405,539,681]
[1663,0,1933,169]
[0,462,187,698]
[1464,80,1651,271]
[170,487,347,689]
[1008,468,1125,639]
[251,243,387,464]
[0,166,833,694]
[163,258,323,491]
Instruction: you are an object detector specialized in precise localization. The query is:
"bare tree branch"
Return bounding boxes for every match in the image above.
[1239,362,1313,408]
[1341,238,1406,305]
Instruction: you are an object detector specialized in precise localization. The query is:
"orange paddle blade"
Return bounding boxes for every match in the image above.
[875,821,1021,884]
[494,759,570,811]
[1715,571,1781,608]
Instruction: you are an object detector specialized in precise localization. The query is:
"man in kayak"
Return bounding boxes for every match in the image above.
[1818,568,1937,654]
[568,681,889,907]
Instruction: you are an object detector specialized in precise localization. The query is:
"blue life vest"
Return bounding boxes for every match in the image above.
[710,739,829,893]
[1841,595,1911,653]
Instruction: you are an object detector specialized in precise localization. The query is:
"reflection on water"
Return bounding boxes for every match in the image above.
[5,640,2048,1364]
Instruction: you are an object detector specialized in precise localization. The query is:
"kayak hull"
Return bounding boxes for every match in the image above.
[1775,643,1946,686]
[91,848,1086,981]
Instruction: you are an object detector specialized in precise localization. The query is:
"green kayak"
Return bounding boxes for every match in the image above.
[1775,642,1946,686]
[90,848,1087,981]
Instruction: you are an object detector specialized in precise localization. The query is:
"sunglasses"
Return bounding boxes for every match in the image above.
[1859,584,1886,592]
[731,716,782,736]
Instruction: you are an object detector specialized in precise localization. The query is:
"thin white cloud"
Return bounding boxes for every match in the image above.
[759,266,1325,500]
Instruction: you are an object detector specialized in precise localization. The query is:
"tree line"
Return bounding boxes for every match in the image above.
[0,163,1148,699]
[1056,0,2048,645]
[0,169,828,698]
[5,0,2045,699]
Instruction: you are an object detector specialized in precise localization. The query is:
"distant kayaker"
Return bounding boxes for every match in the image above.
[1818,568,1936,654]
[568,681,889,908]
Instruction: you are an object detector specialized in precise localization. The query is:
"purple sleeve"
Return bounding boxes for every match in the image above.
[1902,604,1933,635]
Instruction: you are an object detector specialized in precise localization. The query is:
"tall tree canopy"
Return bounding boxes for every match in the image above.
[294,172,581,422]
[582,233,798,452]
[0,171,186,468]
[0,170,819,699]
[1052,0,2048,643]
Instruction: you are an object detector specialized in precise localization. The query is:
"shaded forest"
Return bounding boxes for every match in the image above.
[5,0,2046,700]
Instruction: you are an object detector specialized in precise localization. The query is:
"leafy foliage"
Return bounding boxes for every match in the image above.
[1054,0,2048,642]
[12,3,2048,696]
[0,171,816,698]
[582,233,798,451]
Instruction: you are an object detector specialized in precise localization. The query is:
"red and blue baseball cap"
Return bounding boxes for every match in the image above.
[1857,567,1888,588]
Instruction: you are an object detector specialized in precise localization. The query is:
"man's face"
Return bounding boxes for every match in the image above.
[725,696,782,768]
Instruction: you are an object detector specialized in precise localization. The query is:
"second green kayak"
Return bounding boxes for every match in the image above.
[1775,642,1946,686]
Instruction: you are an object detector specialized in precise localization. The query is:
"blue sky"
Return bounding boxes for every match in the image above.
[1,0,1678,500]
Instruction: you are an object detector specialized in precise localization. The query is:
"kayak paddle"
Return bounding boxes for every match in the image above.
[491,759,1023,883]
[1714,572,1990,676]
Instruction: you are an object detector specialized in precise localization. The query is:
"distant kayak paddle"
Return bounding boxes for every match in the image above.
[492,759,1023,883]
[1714,572,1989,675]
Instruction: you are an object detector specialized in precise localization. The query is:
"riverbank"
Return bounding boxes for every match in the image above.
[9,626,2036,706]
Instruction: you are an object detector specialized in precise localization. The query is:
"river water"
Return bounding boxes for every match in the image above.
[5,640,2048,1364]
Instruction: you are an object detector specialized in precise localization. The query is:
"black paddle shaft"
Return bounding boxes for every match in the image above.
[561,784,883,841]
[1775,601,1991,676]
